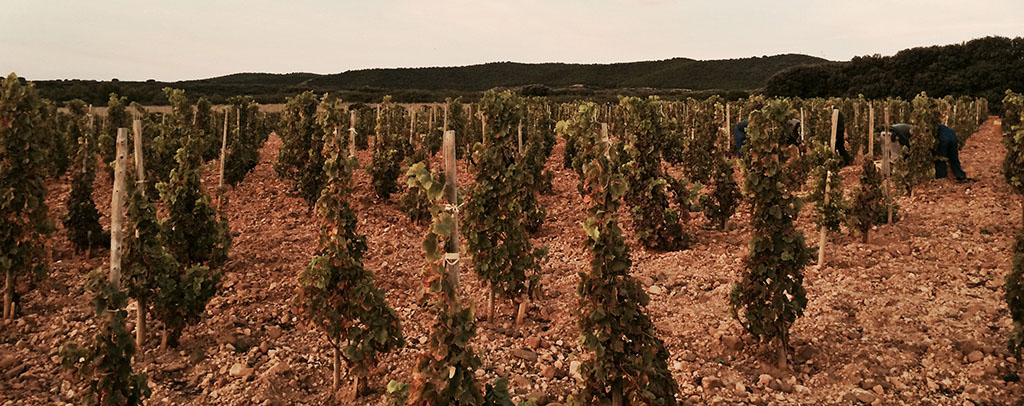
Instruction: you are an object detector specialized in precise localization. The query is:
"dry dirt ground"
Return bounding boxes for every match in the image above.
[2,117,1022,405]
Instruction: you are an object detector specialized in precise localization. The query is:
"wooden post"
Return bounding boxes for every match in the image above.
[514,120,527,327]
[133,120,145,189]
[442,131,461,294]
[443,104,449,133]
[884,107,893,225]
[349,110,357,158]
[818,109,838,268]
[800,107,806,145]
[219,108,229,190]
[131,119,147,349]
[867,103,875,157]
[601,123,610,158]
[110,129,129,288]
[854,103,861,158]
[726,103,732,150]
[410,108,416,146]
[428,105,434,141]
[517,121,523,157]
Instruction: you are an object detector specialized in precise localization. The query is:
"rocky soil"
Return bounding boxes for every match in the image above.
[1,117,1021,405]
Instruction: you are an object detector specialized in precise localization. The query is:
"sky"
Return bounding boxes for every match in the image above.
[3,0,1023,82]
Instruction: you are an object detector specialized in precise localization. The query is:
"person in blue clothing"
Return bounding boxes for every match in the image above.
[733,118,802,157]
[888,123,971,182]
[834,109,852,166]
[733,120,749,157]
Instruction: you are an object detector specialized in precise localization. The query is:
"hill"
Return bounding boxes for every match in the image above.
[765,36,1024,109]
[29,54,826,105]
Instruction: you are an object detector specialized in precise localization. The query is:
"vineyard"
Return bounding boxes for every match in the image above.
[3,71,1024,406]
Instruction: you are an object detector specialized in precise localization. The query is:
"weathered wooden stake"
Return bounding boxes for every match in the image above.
[517,121,523,157]
[867,103,875,157]
[409,108,416,145]
[800,107,806,145]
[349,110,357,158]
[442,130,461,294]
[427,105,435,150]
[131,119,148,349]
[817,109,838,268]
[884,106,893,224]
[219,108,229,190]
[514,120,528,327]
[110,128,129,287]
[726,103,732,150]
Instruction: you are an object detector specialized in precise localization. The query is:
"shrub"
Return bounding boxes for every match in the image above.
[897,93,939,194]
[60,271,150,405]
[297,128,403,392]
[1,73,52,320]
[405,163,484,405]
[573,106,678,405]
[463,91,545,319]
[729,100,811,369]
[157,136,231,269]
[700,143,740,230]
[619,96,687,250]
[62,134,109,252]
[275,91,325,205]
[99,93,131,176]
[848,160,885,243]
[1002,93,1024,356]
[369,96,409,200]
[223,96,267,186]
[807,131,846,234]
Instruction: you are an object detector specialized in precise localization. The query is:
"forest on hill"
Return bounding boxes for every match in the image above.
[29,54,824,105]
[765,36,1024,109]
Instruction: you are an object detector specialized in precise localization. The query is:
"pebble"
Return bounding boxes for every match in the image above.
[266,325,282,340]
[513,349,538,362]
[229,363,253,378]
[967,350,984,363]
[264,361,290,376]
[733,382,746,397]
[702,377,725,390]
[542,365,556,380]
[721,335,743,352]
[0,355,19,370]
[852,388,877,404]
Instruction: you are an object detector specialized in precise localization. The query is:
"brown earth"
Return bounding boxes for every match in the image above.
[1,117,1021,405]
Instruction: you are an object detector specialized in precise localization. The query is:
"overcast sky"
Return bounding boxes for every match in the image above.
[3,0,1022,81]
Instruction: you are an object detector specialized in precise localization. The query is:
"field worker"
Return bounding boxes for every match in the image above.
[834,109,852,165]
[888,123,971,182]
[734,120,749,157]
[734,118,802,158]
